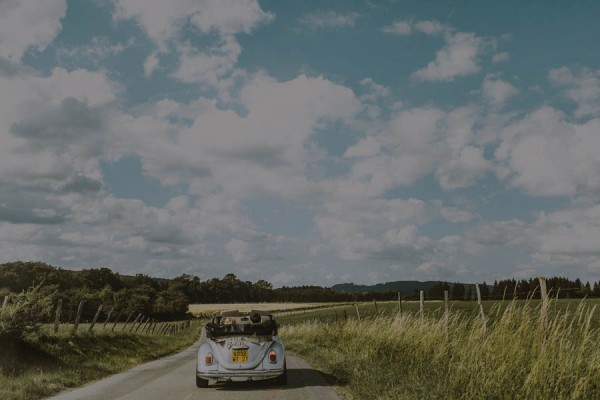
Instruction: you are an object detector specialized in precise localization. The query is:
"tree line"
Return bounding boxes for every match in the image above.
[425,277,600,300]
[2,262,600,324]
[0,262,392,321]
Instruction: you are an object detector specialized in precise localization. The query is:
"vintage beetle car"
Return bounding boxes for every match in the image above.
[196,310,287,387]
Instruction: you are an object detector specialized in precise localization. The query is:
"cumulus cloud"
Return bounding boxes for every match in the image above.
[461,206,600,279]
[413,32,484,81]
[549,66,600,118]
[314,198,439,261]
[495,106,600,196]
[113,0,273,49]
[482,76,519,107]
[143,52,160,78]
[56,37,134,69]
[114,0,273,93]
[440,207,474,223]
[0,0,67,61]
[382,20,412,35]
[298,11,360,29]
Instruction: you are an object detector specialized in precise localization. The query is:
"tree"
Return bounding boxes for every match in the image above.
[452,283,465,300]
[480,282,490,300]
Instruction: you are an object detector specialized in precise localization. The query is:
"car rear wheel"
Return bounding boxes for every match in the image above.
[275,361,288,386]
[196,376,209,388]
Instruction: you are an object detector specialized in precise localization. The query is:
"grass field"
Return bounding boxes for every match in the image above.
[0,322,202,400]
[277,298,600,328]
[279,298,600,400]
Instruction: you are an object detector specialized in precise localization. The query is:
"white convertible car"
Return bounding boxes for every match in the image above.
[196,310,287,387]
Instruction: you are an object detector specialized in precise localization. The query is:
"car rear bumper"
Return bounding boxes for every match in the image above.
[197,368,285,382]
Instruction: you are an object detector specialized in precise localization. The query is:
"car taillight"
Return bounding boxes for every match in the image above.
[268,350,277,364]
[205,353,213,365]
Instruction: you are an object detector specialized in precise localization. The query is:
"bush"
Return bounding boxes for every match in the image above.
[0,287,54,340]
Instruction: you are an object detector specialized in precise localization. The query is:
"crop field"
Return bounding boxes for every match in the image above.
[188,302,342,316]
[279,298,600,400]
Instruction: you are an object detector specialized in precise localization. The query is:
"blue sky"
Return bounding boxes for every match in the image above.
[1,0,600,286]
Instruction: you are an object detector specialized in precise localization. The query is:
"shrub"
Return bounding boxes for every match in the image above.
[0,287,54,340]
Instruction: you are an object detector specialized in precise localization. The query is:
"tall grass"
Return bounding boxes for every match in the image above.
[281,299,600,400]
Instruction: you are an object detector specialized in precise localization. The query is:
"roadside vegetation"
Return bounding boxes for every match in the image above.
[0,327,201,400]
[280,299,600,400]
[0,286,201,400]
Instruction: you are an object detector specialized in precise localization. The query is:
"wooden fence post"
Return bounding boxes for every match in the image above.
[141,317,152,334]
[398,291,402,317]
[111,310,124,332]
[121,311,135,332]
[444,290,449,338]
[71,300,85,335]
[2,295,9,309]
[103,307,114,330]
[134,316,145,333]
[128,313,142,333]
[88,304,103,333]
[539,276,549,342]
[53,299,62,334]
[373,300,378,315]
[419,290,424,327]
[476,284,486,333]
[354,304,361,321]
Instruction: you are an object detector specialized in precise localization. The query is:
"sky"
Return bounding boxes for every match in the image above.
[1,0,600,287]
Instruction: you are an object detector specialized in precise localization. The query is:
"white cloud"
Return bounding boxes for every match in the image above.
[315,197,439,261]
[0,0,66,61]
[116,73,360,201]
[382,20,412,35]
[492,52,510,64]
[413,32,483,81]
[495,106,600,196]
[461,207,600,280]
[549,66,600,118]
[56,37,134,69]
[344,136,381,158]
[437,146,489,190]
[173,36,242,87]
[143,52,160,78]
[441,207,474,223]
[299,11,360,29]
[482,76,519,107]
[113,0,273,50]
[414,20,446,35]
[114,0,274,94]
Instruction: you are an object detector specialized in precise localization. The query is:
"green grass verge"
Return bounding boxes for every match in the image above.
[280,299,600,400]
[0,324,202,400]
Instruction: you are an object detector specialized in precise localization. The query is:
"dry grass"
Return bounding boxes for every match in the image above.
[188,302,335,316]
[281,299,600,400]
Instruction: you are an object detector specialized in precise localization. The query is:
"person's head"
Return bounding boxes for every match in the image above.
[250,313,261,323]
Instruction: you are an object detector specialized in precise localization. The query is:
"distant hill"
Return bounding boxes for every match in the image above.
[331,281,492,295]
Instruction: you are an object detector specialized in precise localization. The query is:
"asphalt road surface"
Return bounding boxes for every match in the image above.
[46,340,341,400]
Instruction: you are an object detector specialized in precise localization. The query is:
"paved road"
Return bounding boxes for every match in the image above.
[46,341,340,400]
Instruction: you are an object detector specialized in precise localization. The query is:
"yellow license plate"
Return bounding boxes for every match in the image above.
[232,349,248,363]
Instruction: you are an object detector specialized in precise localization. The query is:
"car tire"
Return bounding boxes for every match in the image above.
[196,376,209,388]
[275,361,288,386]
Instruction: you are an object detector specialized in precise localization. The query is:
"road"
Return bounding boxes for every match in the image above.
[46,340,341,400]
